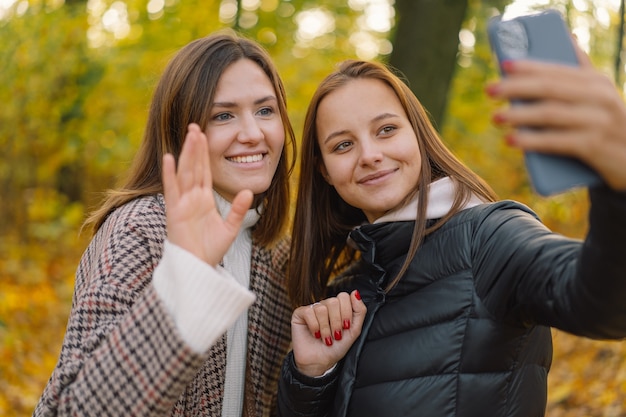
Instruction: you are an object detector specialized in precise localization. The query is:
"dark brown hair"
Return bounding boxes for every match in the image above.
[85,30,296,246]
[288,60,497,307]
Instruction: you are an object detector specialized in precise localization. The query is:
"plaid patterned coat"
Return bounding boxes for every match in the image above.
[34,195,293,417]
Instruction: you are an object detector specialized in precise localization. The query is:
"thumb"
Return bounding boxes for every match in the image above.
[224,189,254,233]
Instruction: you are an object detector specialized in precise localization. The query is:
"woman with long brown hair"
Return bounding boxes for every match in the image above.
[278,48,626,416]
[35,30,296,416]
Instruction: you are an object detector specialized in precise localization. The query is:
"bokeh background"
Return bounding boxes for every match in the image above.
[1,0,625,415]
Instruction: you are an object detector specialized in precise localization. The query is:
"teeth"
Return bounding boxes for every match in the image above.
[228,154,263,163]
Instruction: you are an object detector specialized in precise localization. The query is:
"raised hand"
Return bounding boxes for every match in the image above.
[488,44,626,191]
[291,291,367,377]
[162,123,254,266]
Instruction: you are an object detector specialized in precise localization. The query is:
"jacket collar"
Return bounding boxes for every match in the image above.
[348,177,483,266]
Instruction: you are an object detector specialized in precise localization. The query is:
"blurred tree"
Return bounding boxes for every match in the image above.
[0,1,99,243]
[388,0,469,129]
[389,0,509,129]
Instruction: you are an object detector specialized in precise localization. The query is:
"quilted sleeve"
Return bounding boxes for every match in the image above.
[277,351,338,417]
[473,189,626,339]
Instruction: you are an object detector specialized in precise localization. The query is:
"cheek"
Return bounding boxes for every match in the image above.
[267,123,286,152]
[206,128,232,155]
[322,162,350,187]
[207,147,224,170]
[400,141,422,169]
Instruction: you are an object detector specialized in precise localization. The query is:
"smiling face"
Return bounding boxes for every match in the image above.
[316,78,422,222]
[205,58,285,202]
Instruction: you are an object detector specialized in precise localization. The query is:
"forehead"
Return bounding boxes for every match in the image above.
[321,78,399,109]
[316,78,403,126]
[214,59,275,98]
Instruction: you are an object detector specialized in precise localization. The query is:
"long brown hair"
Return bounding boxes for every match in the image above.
[288,60,497,308]
[84,30,296,246]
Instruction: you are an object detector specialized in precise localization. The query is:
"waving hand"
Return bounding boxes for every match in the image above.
[162,123,254,266]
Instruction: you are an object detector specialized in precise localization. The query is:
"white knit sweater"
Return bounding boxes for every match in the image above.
[152,192,260,417]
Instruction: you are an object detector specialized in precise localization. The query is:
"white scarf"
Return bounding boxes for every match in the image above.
[374,177,484,224]
[214,192,261,417]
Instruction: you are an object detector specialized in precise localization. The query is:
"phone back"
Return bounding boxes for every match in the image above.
[488,9,602,196]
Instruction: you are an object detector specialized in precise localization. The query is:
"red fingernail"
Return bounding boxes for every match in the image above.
[485,84,500,97]
[492,113,506,125]
[354,290,361,301]
[501,60,515,72]
[505,133,517,146]
[314,330,321,339]
[334,330,342,341]
[325,337,333,346]
[343,319,351,330]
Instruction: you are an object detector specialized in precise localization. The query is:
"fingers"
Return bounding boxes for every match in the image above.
[490,60,590,105]
[195,124,213,191]
[178,123,206,191]
[498,100,588,130]
[162,153,179,207]
[314,295,345,345]
[487,58,626,190]
[291,290,366,377]
[163,123,207,198]
[506,128,589,158]
[297,290,365,347]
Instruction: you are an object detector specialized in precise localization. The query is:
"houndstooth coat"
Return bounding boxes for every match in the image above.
[33,195,293,417]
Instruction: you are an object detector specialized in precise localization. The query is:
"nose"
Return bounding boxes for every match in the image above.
[358,138,383,166]
[237,113,264,143]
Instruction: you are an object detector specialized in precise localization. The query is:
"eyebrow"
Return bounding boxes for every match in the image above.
[322,112,399,144]
[212,95,278,108]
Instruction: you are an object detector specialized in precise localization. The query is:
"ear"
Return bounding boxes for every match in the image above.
[319,164,333,185]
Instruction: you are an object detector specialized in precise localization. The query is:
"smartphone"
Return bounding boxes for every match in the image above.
[487,9,602,196]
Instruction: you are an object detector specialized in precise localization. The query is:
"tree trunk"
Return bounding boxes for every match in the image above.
[388,0,469,130]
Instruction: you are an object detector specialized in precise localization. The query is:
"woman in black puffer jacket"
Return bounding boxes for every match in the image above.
[279,48,626,416]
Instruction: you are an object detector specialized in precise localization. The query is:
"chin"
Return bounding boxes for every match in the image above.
[246,183,273,197]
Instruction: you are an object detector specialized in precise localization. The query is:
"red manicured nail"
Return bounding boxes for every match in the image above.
[343,319,351,330]
[501,60,515,72]
[354,290,361,300]
[325,337,333,346]
[314,330,321,339]
[334,330,342,341]
[505,133,517,146]
[485,84,500,97]
[492,113,506,125]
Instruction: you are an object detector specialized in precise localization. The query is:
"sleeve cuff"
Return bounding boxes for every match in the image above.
[287,351,339,386]
[152,240,256,353]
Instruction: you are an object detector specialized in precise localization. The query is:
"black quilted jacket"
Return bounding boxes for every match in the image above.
[278,187,626,417]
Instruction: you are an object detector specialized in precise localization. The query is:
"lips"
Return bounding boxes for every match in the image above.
[358,168,396,184]
[227,153,264,163]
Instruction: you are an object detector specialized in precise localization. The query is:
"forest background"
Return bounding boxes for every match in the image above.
[1,0,625,415]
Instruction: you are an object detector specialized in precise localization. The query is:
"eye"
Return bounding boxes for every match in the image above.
[214,112,233,122]
[333,140,352,152]
[257,106,275,117]
[379,125,396,136]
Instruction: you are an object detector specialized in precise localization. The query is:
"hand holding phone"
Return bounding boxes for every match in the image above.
[487,9,603,196]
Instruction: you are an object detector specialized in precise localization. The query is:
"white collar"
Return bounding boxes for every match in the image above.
[373,177,484,224]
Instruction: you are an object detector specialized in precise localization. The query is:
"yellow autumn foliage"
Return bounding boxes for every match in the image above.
[1,1,624,417]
